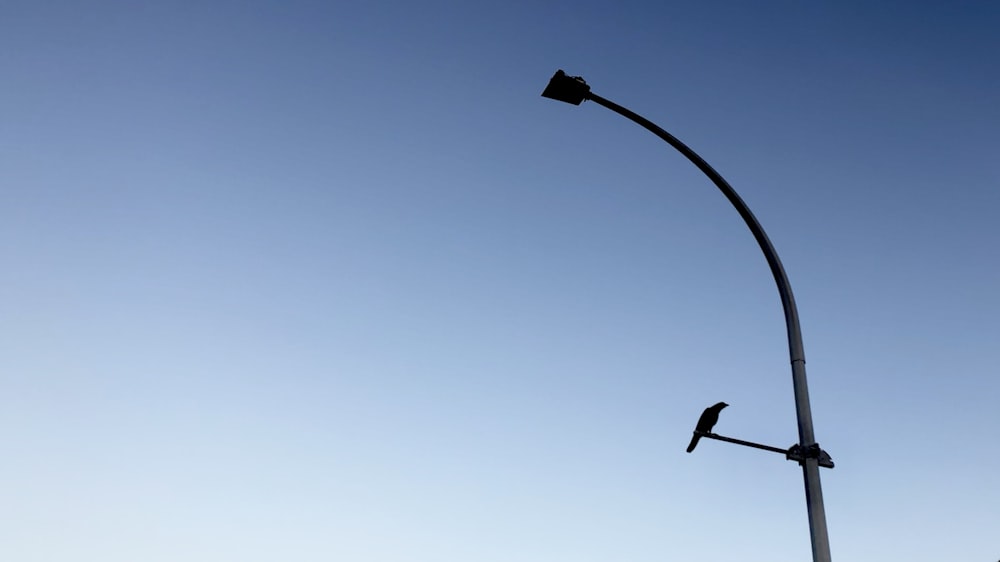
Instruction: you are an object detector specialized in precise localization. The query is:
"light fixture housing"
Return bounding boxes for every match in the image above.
[540,69,591,105]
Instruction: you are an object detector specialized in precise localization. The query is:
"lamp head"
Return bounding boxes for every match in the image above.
[541,70,591,105]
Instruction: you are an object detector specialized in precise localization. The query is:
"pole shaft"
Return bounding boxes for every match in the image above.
[585,92,831,562]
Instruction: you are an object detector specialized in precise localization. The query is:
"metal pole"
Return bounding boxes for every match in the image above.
[581,91,833,562]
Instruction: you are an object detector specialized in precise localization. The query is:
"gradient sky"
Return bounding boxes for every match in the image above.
[2,2,998,561]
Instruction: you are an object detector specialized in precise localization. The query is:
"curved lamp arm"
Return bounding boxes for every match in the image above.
[542,69,832,562]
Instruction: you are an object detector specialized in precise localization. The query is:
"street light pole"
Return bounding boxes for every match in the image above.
[541,70,832,562]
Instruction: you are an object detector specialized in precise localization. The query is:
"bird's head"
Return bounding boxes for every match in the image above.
[715,402,729,410]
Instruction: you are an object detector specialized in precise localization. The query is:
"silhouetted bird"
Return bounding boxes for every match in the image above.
[686,401,728,453]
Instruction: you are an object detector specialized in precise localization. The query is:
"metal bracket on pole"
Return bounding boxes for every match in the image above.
[698,432,834,469]
[787,443,835,469]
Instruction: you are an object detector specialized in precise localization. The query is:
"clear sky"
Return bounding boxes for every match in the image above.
[2,1,998,561]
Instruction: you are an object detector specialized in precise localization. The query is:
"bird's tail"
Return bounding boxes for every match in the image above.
[686,433,700,453]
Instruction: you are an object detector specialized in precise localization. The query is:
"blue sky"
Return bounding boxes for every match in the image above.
[2,1,998,561]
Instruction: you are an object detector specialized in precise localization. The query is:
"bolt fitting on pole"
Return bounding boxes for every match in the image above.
[787,444,835,469]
